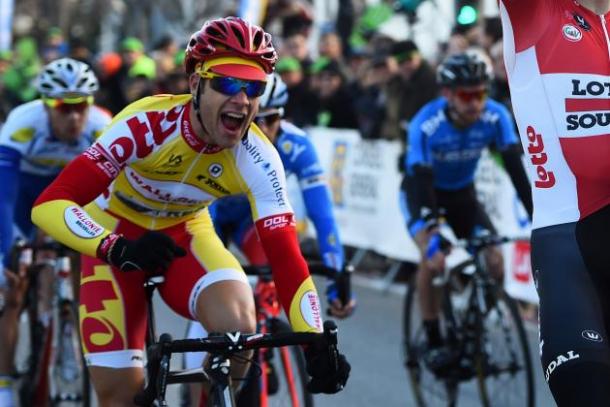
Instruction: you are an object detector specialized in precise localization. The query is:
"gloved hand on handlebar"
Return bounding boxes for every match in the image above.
[326,264,356,319]
[304,339,351,394]
[97,231,186,274]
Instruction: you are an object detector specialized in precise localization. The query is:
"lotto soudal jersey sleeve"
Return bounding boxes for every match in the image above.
[32,94,322,332]
[501,0,610,228]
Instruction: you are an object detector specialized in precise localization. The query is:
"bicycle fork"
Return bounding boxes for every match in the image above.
[49,256,83,403]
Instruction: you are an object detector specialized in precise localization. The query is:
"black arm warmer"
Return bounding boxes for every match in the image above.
[401,165,438,227]
[501,145,533,218]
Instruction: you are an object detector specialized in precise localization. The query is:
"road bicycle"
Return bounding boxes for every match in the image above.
[176,262,350,407]
[403,234,535,407]
[133,266,346,407]
[10,239,90,406]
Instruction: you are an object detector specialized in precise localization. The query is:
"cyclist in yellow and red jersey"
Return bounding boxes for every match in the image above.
[31,17,350,406]
[501,0,610,404]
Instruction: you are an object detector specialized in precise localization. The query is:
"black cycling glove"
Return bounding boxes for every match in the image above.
[97,231,186,274]
[304,342,351,394]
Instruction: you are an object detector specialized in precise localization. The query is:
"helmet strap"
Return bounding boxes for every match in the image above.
[192,77,210,141]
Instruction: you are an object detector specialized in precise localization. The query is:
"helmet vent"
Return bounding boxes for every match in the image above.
[231,26,245,48]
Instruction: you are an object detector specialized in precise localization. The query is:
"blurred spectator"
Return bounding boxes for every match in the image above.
[0,51,15,121]
[276,57,317,127]
[382,40,438,141]
[68,37,94,65]
[2,37,41,106]
[488,40,512,114]
[319,31,344,63]
[352,54,392,139]
[481,17,503,52]
[311,58,358,129]
[158,51,189,95]
[280,32,313,72]
[99,37,156,114]
[151,34,179,80]
[41,27,68,63]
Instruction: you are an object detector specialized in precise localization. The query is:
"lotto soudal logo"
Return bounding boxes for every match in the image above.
[582,330,603,342]
[545,351,580,382]
[562,24,582,42]
[566,79,610,131]
[262,214,295,231]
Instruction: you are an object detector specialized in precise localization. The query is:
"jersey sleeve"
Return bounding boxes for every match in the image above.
[29,107,150,258]
[405,105,433,173]
[0,104,36,156]
[492,102,520,150]
[499,0,554,52]
[0,146,21,265]
[288,136,344,271]
[31,147,118,257]
[239,133,323,333]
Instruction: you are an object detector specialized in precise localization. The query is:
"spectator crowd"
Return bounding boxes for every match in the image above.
[0,1,512,154]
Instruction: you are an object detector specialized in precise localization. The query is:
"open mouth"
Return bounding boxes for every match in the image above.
[220,112,246,132]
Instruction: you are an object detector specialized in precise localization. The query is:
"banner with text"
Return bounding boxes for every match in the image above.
[300,127,537,303]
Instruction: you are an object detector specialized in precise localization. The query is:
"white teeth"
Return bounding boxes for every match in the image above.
[225,112,245,119]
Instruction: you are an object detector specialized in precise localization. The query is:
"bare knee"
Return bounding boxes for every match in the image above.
[90,366,144,407]
[196,280,256,334]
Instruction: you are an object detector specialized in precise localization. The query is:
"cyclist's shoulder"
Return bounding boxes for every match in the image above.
[411,98,449,135]
[478,99,512,125]
[0,100,46,145]
[414,97,448,122]
[112,94,191,122]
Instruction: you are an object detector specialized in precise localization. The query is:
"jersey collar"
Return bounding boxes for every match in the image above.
[180,101,223,154]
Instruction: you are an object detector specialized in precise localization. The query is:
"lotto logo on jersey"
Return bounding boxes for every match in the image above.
[261,213,296,231]
[526,126,555,188]
[103,106,183,166]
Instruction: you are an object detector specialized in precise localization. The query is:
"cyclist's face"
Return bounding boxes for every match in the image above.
[254,109,282,143]
[190,75,261,149]
[447,84,488,126]
[44,97,91,142]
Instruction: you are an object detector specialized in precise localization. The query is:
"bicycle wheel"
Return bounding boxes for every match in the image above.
[474,289,535,407]
[49,299,91,407]
[403,273,461,407]
[239,319,313,407]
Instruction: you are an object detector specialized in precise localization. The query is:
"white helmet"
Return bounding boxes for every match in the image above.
[259,73,288,110]
[36,57,99,98]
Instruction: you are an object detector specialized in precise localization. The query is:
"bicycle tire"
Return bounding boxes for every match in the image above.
[238,319,313,407]
[474,290,535,407]
[49,299,91,407]
[403,272,456,407]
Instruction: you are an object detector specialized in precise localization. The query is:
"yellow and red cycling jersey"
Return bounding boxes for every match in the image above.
[32,94,322,333]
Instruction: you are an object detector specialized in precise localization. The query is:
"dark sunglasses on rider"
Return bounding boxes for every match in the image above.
[43,96,93,114]
[199,71,267,98]
[255,112,282,127]
[455,88,488,103]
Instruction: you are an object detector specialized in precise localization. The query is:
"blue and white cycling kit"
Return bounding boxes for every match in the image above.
[401,96,524,239]
[0,100,110,271]
[210,120,344,271]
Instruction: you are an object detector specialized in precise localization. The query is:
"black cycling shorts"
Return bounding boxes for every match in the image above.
[532,204,610,398]
[435,184,496,239]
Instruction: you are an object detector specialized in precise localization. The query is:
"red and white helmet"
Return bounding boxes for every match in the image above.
[185,17,277,77]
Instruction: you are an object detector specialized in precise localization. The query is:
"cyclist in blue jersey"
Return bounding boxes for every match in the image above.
[0,57,110,407]
[400,51,532,373]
